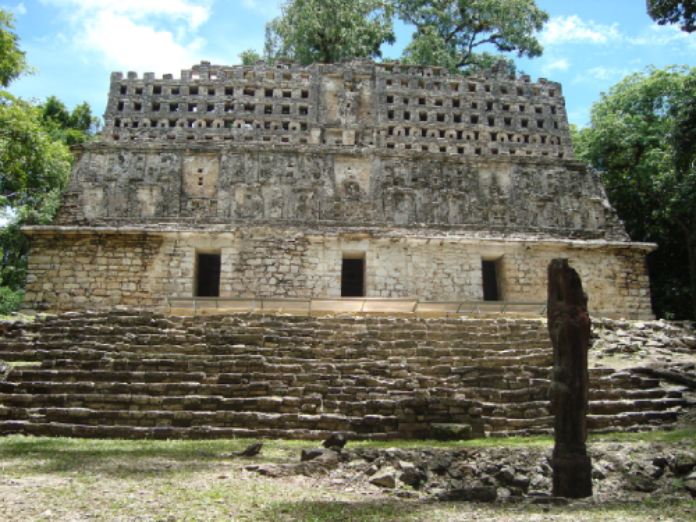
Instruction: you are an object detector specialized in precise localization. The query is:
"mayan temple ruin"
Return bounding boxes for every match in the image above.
[21,60,653,316]
[2,61,687,440]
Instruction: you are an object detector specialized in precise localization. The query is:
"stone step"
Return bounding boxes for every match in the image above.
[587,410,679,429]
[33,358,553,378]
[480,401,550,419]
[0,380,305,396]
[0,342,552,361]
[589,388,682,400]
[7,369,209,384]
[463,386,550,403]
[0,393,486,421]
[0,379,450,399]
[589,397,686,415]
[0,406,399,432]
[482,415,554,431]
[0,393,317,413]
[1,311,690,439]
[0,420,397,440]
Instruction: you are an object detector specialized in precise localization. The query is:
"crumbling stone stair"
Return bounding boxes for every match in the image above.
[0,311,687,440]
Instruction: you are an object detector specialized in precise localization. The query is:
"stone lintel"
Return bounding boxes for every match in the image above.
[21,224,657,252]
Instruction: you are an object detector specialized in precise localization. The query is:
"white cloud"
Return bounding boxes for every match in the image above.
[39,0,213,74]
[542,57,570,75]
[2,2,27,15]
[79,11,206,73]
[585,66,615,81]
[573,66,637,84]
[541,15,621,45]
[42,0,211,28]
[628,23,696,50]
[238,0,283,17]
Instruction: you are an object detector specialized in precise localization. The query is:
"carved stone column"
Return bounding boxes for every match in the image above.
[547,259,593,498]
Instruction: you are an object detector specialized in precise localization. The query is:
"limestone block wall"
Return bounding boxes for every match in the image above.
[22,228,653,318]
[54,147,627,242]
[499,245,653,319]
[24,234,163,310]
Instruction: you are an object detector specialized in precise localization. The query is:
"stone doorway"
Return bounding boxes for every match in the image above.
[195,252,221,297]
[341,255,365,297]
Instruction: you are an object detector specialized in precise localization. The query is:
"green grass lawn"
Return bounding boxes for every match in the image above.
[0,431,694,521]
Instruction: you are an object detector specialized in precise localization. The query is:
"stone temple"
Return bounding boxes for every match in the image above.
[2,61,682,441]
[22,60,653,318]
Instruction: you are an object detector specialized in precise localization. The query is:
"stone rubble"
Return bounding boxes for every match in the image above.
[245,440,696,504]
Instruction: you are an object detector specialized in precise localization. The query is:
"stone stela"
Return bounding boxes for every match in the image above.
[548,258,593,498]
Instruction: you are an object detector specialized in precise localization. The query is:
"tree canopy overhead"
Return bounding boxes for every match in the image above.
[573,66,696,319]
[264,0,395,64]
[0,9,28,87]
[647,0,696,32]
[396,0,548,72]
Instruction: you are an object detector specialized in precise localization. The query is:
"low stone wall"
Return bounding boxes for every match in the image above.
[23,227,653,318]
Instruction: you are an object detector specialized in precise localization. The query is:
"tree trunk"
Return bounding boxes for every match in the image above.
[686,230,696,321]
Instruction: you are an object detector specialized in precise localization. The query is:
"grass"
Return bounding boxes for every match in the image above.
[0,312,35,322]
[589,428,696,446]
[5,361,41,368]
[0,431,694,521]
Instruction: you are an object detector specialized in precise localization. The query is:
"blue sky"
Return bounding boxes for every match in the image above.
[3,0,696,127]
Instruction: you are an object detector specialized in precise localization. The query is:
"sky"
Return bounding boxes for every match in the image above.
[3,0,696,127]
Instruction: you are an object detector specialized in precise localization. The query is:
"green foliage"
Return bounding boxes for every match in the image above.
[647,0,696,32]
[573,66,696,319]
[264,0,395,64]
[0,9,27,87]
[0,285,22,315]
[239,49,262,66]
[40,96,98,145]
[396,0,548,73]
[0,93,72,218]
[0,93,73,312]
[0,11,92,314]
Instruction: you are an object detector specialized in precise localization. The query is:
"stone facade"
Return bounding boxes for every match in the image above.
[25,228,652,318]
[23,60,654,318]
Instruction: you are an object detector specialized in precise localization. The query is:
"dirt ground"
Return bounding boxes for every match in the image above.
[0,432,695,522]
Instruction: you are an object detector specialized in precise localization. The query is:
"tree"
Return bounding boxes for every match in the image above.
[40,96,98,145]
[239,49,262,66]
[396,0,548,73]
[264,0,395,64]
[0,93,73,309]
[573,67,696,319]
[647,0,696,33]
[0,9,27,87]
[0,10,91,313]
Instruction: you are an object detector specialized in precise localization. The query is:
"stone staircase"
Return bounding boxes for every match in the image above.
[0,311,688,440]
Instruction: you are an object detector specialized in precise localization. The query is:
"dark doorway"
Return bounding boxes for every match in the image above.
[341,257,365,297]
[482,259,501,301]
[196,253,221,297]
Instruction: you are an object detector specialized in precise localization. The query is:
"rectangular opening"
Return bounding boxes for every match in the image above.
[482,259,502,301]
[341,255,365,297]
[195,252,221,297]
